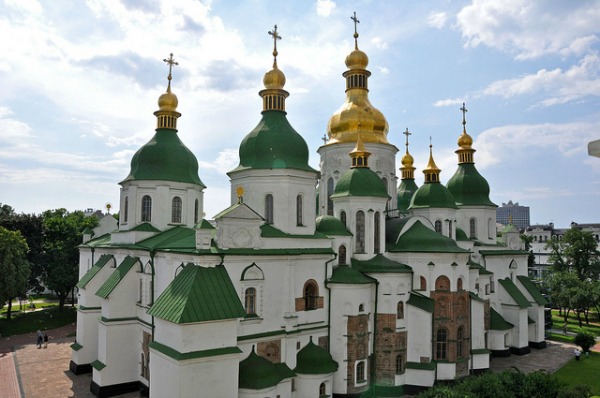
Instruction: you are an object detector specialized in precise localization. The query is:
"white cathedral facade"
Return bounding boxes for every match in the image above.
[70,26,547,398]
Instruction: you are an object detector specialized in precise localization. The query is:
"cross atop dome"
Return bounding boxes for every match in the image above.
[163,53,178,92]
[351,11,360,49]
[268,25,282,68]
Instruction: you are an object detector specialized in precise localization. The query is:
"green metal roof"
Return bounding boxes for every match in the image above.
[238,347,295,389]
[406,291,434,313]
[95,256,140,299]
[397,178,419,213]
[446,163,496,207]
[315,215,353,236]
[331,167,389,198]
[129,222,161,232]
[231,111,317,173]
[468,259,493,275]
[148,264,245,324]
[260,223,328,239]
[294,337,338,374]
[409,182,458,209]
[388,220,468,253]
[351,253,412,273]
[80,233,111,248]
[469,291,484,302]
[195,219,215,229]
[498,278,531,308]
[516,275,548,306]
[122,128,205,186]
[136,226,196,250]
[328,265,376,284]
[455,227,468,241]
[479,249,530,256]
[77,254,114,289]
[490,307,514,330]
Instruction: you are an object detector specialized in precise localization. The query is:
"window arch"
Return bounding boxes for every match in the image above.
[340,211,346,226]
[436,328,448,360]
[374,211,381,253]
[141,195,152,222]
[397,301,404,319]
[358,303,365,312]
[488,217,494,239]
[339,245,347,265]
[194,199,199,224]
[296,195,303,226]
[327,177,334,216]
[304,280,319,310]
[420,276,427,291]
[457,326,465,358]
[395,354,404,374]
[435,220,442,233]
[171,196,182,223]
[265,194,274,224]
[469,218,477,239]
[355,210,365,253]
[244,287,256,316]
[457,277,463,291]
[435,276,450,291]
[123,196,128,223]
[356,360,366,383]
[319,382,326,396]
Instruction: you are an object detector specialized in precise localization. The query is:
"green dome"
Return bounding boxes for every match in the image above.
[388,220,467,253]
[397,179,418,213]
[316,215,352,236]
[331,167,389,198]
[232,111,316,172]
[122,129,204,186]
[239,347,291,389]
[294,337,338,374]
[447,163,496,206]
[409,183,458,209]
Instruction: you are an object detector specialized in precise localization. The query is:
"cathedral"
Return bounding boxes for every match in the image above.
[70,20,547,398]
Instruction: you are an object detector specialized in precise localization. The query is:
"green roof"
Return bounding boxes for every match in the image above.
[260,223,328,239]
[516,275,548,306]
[231,111,316,173]
[80,233,111,248]
[397,178,419,213]
[351,254,412,273]
[388,220,468,253]
[455,227,468,241]
[294,337,338,374]
[149,340,241,361]
[136,226,196,250]
[238,347,295,389]
[406,291,434,313]
[129,222,161,232]
[409,182,458,209]
[328,265,376,284]
[468,259,493,275]
[479,249,530,256]
[77,254,114,289]
[148,264,245,324]
[122,128,205,186]
[315,215,352,236]
[500,224,520,234]
[490,307,514,330]
[446,163,496,207]
[331,167,389,198]
[96,256,140,299]
[195,219,215,229]
[498,278,531,308]
[469,291,484,302]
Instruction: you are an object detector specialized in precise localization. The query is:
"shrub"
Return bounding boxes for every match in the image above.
[574,330,597,353]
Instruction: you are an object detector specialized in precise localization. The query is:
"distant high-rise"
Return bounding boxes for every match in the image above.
[497,200,530,231]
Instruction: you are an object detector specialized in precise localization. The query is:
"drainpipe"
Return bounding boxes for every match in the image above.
[370,280,379,395]
[149,251,156,339]
[324,253,337,352]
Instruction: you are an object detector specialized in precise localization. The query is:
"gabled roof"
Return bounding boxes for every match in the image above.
[351,254,412,273]
[80,233,111,248]
[406,291,434,313]
[260,223,328,239]
[388,220,469,253]
[148,264,245,324]
[238,347,295,389]
[195,219,215,230]
[76,254,114,289]
[498,278,531,308]
[96,256,140,299]
[328,265,376,284]
[468,259,493,275]
[213,202,264,221]
[490,307,514,330]
[136,226,196,250]
[315,215,353,236]
[516,275,548,306]
[294,337,338,374]
[129,222,160,232]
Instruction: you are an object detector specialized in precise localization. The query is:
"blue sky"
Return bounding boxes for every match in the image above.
[1,0,599,227]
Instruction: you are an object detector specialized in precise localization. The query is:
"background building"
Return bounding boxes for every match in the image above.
[496,200,530,231]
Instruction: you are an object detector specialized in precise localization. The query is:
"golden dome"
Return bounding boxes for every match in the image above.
[458,128,473,148]
[401,151,414,167]
[263,66,286,89]
[345,49,368,70]
[158,89,178,112]
[424,142,441,174]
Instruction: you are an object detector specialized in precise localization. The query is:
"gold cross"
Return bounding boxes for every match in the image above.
[460,102,468,128]
[268,25,282,66]
[403,127,411,148]
[163,53,178,88]
[351,11,360,48]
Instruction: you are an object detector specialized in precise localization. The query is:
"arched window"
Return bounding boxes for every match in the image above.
[123,196,128,223]
[356,361,366,382]
[457,277,463,291]
[340,211,346,226]
[395,354,404,374]
[469,218,477,239]
[435,276,450,291]
[488,218,494,239]
[420,276,427,291]
[397,301,404,319]
[194,199,199,224]
[265,194,274,224]
[355,210,365,253]
[436,328,448,360]
[374,211,381,253]
[319,382,326,396]
[296,195,303,226]
[327,177,334,216]
[244,287,256,316]
[171,196,182,223]
[141,195,152,222]
[304,281,318,310]
[339,245,347,265]
[457,326,464,358]
[358,303,364,312]
[435,220,442,233]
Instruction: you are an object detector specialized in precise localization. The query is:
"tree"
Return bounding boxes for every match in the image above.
[574,330,596,353]
[42,209,98,311]
[520,234,536,268]
[0,226,31,320]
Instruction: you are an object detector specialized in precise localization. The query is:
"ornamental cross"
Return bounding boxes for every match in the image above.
[351,11,360,48]
[322,133,328,144]
[268,25,282,65]
[460,102,468,127]
[403,127,411,147]
[163,53,178,87]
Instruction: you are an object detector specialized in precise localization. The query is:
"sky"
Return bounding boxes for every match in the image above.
[1,0,599,228]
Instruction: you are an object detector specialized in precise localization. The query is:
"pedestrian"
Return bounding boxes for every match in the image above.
[36,330,43,349]
[43,333,48,348]
[574,348,581,361]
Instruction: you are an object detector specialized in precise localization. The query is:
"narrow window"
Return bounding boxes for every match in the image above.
[457,278,463,291]
[304,281,318,310]
[374,211,380,253]
[141,195,152,222]
[340,211,346,227]
[395,354,403,374]
[123,196,128,223]
[436,328,448,360]
[420,276,427,291]
[469,218,477,239]
[244,287,256,316]
[397,301,404,319]
[356,361,366,382]
[457,326,464,358]
[356,210,365,253]
[319,382,326,396]
[339,245,347,265]
[358,304,364,312]
[435,220,442,233]
[327,178,334,216]
[265,194,274,224]
[194,199,199,224]
[296,195,303,226]
[171,196,182,223]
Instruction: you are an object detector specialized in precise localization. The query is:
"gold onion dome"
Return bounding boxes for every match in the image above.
[401,151,414,168]
[326,12,389,145]
[158,88,178,112]
[263,66,286,89]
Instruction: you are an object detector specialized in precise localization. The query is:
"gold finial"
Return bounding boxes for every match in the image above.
[351,11,360,49]
[236,186,245,204]
[423,137,441,183]
[163,53,179,92]
[268,25,282,68]
[349,122,371,168]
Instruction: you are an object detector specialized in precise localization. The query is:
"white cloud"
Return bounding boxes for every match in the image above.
[316,0,336,17]
[433,98,465,107]
[198,148,240,174]
[428,12,447,29]
[371,36,388,50]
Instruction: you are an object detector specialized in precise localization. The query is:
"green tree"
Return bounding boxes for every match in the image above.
[42,209,98,311]
[0,226,31,320]
[520,234,536,268]
[574,330,596,353]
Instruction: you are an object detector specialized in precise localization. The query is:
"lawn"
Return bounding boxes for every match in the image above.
[554,351,600,396]
[0,306,77,337]
[551,309,600,335]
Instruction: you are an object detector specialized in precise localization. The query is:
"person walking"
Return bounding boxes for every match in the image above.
[43,333,48,348]
[574,348,581,361]
[36,330,43,349]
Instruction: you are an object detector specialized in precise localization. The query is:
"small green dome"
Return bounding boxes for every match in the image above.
[294,337,338,374]
[409,183,457,209]
[122,129,204,186]
[239,347,288,389]
[447,163,496,206]
[232,111,315,172]
[389,220,467,253]
[316,215,352,236]
[331,167,389,198]
[397,179,419,213]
